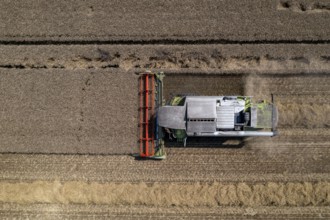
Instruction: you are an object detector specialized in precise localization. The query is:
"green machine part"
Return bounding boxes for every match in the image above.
[254,101,274,129]
[169,95,187,144]
[153,72,166,159]
[242,97,274,129]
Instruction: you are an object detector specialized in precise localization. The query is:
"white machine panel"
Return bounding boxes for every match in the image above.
[216,106,235,129]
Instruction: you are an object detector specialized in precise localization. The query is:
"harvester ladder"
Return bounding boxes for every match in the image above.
[139,73,156,157]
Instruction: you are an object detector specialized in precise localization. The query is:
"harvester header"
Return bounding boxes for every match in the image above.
[138,72,166,159]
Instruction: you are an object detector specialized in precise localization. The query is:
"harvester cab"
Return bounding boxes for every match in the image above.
[136,71,278,160]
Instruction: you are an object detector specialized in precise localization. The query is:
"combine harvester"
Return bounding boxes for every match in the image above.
[137,71,278,159]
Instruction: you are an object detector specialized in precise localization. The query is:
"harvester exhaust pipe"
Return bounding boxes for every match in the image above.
[198,131,276,137]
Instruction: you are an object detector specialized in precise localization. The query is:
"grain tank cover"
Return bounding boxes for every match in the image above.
[187,101,217,119]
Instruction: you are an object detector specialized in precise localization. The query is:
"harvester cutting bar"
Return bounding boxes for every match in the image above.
[139,73,156,157]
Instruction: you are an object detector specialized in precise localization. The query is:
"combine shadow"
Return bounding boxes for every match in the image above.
[133,156,163,161]
[133,137,245,160]
[165,137,245,148]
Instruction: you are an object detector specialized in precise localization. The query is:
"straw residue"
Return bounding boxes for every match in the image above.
[277,102,330,128]
[0,181,329,207]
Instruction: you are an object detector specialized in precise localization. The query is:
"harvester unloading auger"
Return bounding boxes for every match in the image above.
[137,71,278,159]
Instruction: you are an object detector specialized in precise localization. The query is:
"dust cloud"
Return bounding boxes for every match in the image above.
[244,73,330,129]
[244,73,271,101]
